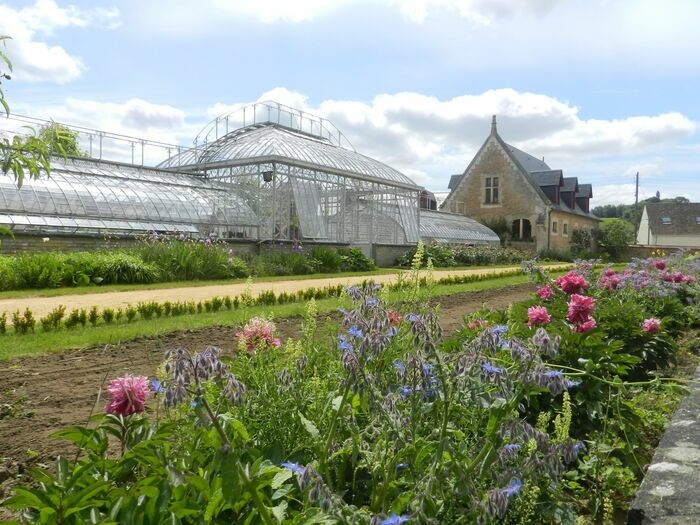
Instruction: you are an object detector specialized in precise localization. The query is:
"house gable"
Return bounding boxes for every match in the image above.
[442,118,552,218]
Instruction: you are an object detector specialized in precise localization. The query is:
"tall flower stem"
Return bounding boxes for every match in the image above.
[320,379,353,481]
[199,392,275,525]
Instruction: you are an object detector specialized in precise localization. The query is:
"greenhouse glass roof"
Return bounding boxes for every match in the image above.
[158,101,418,190]
[420,210,500,244]
[0,157,258,235]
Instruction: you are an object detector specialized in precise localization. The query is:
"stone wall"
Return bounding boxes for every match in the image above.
[372,244,408,267]
[627,244,700,260]
[628,365,700,524]
[548,210,598,253]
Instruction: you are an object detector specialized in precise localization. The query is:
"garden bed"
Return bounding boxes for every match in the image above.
[0,283,537,520]
[1,253,698,524]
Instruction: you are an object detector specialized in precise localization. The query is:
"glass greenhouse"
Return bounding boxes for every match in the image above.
[0,101,498,246]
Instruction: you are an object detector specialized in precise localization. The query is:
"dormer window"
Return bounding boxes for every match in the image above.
[661,216,672,225]
[485,176,499,204]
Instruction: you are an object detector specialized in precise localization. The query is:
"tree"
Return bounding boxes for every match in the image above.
[595,218,635,261]
[36,123,86,157]
[0,35,68,188]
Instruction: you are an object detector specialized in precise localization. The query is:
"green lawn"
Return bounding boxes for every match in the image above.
[0,273,537,361]
[0,262,569,300]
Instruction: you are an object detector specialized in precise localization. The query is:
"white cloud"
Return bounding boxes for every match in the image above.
[205,87,694,195]
[187,0,563,24]
[0,0,120,83]
[6,86,696,206]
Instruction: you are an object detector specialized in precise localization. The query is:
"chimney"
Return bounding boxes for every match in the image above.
[491,115,497,135]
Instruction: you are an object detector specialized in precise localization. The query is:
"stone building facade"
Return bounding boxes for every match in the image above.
[442,117,599,253]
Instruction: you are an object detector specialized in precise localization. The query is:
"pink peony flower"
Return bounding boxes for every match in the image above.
[527,306,552,327]
[598,273,621,291]
[536,285,554,300]
[641,318,661,334]
[566,294,596,324]
[388,310,402,326]
[671,271,686,283]
[654,259,666,271]
[236,317,282,353]
[105,375,150,417]
[604,268,617,277]
[554,271,589,295]
[573,317,597,333]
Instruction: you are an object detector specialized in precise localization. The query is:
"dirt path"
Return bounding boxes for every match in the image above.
[0,283,535,513]
[0,265,564,318]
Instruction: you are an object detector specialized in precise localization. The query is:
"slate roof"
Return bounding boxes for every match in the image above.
[448,174,462,190]
[646,202,700,236]
[505,144,550,173]
[530,170,563,186]
[576,184,592,198]
[561,177,579,193]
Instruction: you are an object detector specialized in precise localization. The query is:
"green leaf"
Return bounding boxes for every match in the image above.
[270,469,293,489]
[298,412,319,439]
[270,501,288,523]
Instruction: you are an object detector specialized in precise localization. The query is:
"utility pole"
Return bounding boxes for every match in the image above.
[634,171,639,205]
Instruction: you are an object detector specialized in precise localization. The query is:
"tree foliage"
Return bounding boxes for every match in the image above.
[595,218,636,260]
[0,35,72,188]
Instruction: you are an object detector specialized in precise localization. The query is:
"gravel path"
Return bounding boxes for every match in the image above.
[0,265,566,318]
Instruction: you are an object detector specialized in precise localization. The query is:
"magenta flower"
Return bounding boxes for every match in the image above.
[573,317,597,333]
[105,375,151,417]
[236,317,282,353]
[598,273,621,291]
[641,318,661,334]
[654,259,666,271]
[566,294,596,324]
[388,310,402,326]
[527,306,552,327]
[536,285,554,300]
[554,271,589,295]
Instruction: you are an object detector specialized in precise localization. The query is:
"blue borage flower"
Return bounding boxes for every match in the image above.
[405,313,419,323]
[502,478,523,497]
[151,378,165,394]
[366,298,379,307]
[493,324,509,335]
[386,327,398,337]
[503,443,521,451]
[348,325,363,338]
[393,359,406,372]
[399,386,414,397]
[281,462,306,475]
[338,335,353,351]
[380,513,411,525]
[482,362,505,375]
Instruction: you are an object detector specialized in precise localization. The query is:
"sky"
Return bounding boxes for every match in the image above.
[0,0,699,207]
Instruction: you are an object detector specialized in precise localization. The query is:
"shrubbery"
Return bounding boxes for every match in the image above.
[398,242,534,267]
[0,238,377,291]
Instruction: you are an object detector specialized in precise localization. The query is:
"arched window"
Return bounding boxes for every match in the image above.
[511,219,532,241]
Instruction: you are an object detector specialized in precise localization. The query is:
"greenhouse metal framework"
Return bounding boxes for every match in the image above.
[0,101,499,246]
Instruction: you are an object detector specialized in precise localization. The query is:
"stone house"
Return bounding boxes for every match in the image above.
[636,202,700,247]
[441,117,599,252]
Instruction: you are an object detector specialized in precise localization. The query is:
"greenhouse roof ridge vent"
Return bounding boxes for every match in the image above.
[193,100,356,151]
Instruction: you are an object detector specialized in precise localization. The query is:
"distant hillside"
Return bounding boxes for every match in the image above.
[593,196,691,227]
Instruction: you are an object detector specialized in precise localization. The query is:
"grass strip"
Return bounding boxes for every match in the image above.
[0,273,540,360]
[0,262,568,300]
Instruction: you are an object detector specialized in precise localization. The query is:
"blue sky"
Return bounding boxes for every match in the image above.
[1,0,699,206]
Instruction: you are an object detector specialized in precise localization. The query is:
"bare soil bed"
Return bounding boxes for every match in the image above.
[0,283,534,514]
